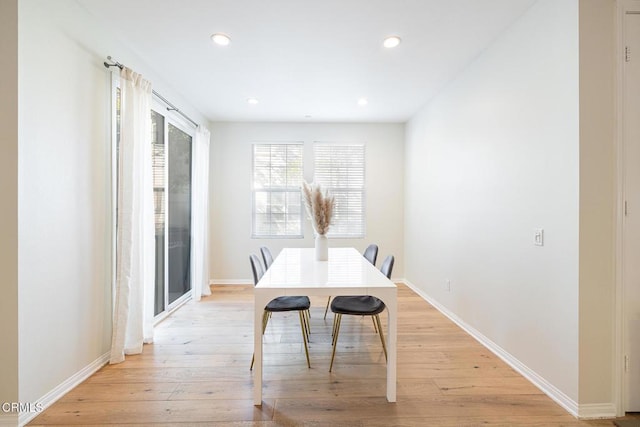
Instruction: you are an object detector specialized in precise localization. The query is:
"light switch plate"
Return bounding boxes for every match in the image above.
[534,228,544,246]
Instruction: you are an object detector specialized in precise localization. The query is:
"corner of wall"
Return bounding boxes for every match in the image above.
[577,0,617,408]
[0,0,20,409]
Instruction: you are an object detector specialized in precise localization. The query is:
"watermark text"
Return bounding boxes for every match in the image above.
[1,402,43,413]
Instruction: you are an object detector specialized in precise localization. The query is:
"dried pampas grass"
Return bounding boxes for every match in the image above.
[302,181,335,235]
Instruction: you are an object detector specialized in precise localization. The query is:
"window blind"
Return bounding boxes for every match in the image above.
[313,143,365,238]
[252,143,303,238]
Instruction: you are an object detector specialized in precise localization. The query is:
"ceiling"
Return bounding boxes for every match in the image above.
[77,0,536,123]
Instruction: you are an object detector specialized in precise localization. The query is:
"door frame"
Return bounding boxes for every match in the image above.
[615,0,640,416]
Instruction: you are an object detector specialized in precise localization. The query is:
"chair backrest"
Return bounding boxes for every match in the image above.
[249,254,265,286]
[260,246,274,269]
[379,255,394,279]
[363,244,378,266]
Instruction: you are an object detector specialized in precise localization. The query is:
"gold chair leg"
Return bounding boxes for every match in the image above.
[263,311,271,332]
[299,311,311,368]
[302,312,308,342]
[301,309,310,342]
[331,313,338,341]
[323,296,331,319]
[374,314,387,362]
[372,316,378,333]
[329,314,342,371]
[251,310,270,370]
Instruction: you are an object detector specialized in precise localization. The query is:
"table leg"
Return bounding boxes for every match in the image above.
[386,294,397,402]
[254,295,264,405]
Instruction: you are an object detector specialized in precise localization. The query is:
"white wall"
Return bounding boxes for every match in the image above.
[17,0,209,409]
[18,0,113,407]
[0,0,19,423]
[210,122,404,281]
[405,0,580,403]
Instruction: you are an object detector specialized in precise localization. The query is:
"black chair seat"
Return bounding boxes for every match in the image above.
[266,296,310,312]
[329,255,394,372]
[250,253,311,370]
[330,295,385,316]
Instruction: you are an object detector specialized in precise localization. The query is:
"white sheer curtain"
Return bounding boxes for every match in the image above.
[191,126,211,301]
[110,67,155,364]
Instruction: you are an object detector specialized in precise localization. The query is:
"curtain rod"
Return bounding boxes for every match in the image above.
[103,56,200,128]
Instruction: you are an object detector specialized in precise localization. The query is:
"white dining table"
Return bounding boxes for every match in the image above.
[253,247,397,406]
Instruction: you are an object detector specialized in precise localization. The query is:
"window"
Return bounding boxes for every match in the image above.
[252,143,304,238]
[313,143,365,238]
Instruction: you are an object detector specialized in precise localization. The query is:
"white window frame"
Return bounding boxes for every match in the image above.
[252,142,304,239]
[313,142,366,239]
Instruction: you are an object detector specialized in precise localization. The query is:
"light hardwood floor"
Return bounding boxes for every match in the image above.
[29,284,639,426]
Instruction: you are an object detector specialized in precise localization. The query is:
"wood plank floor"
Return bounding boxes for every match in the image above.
[29,284,639,426]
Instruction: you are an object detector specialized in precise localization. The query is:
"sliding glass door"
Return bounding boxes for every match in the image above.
[167,123,193,306]
[151,107,193,316]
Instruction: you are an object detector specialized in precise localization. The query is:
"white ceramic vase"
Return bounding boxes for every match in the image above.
[315,234,328,261]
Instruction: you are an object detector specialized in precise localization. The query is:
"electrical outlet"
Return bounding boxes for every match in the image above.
[534,228,544,246]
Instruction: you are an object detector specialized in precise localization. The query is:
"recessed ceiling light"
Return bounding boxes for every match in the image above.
[383,35,401,48]
[211,33,231,46]
[358,98,368,106]
[247,97,259,105]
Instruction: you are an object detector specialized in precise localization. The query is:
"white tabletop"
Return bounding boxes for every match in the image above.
[257,247,395,291]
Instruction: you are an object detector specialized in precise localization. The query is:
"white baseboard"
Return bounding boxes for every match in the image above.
[578,403,617,419]
[18,352,110,426]
[210,279,252,285]
[401,279,583,418]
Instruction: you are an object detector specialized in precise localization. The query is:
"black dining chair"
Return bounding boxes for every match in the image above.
[323,244,380,319]
[249,254,311,369]
[328,255,394,372]
[379,254,394,280]
[363,244,379,266]
[260,246,274,270]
